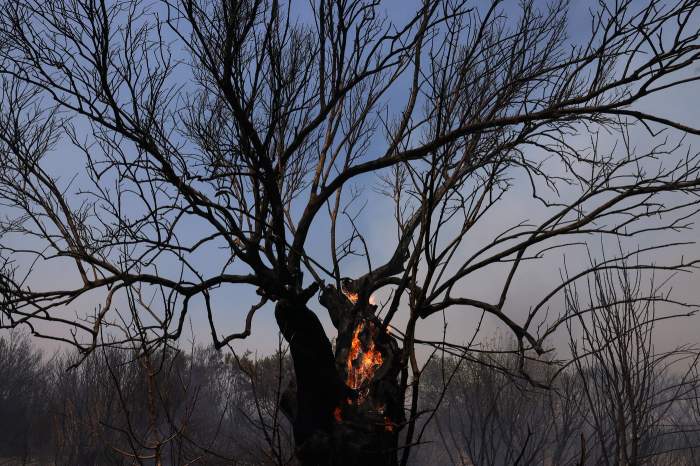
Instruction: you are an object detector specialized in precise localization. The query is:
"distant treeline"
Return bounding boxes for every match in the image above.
[1,330,700,465]
[0,332,296,465]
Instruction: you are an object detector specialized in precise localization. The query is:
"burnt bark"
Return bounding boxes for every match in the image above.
[274,298,342,464]
[275,281,404,466]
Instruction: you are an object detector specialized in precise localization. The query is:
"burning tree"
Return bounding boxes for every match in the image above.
[1,0,700,464]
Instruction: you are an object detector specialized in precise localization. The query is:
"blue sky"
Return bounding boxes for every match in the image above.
[1,0,699,359]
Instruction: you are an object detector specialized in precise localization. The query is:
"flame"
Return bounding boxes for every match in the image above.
[346,320,383,391]
[334,318,395,433]
[333,406,343,423]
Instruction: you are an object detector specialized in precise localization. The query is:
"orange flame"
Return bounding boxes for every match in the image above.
[346,320,383,391]
[334,318,395,432]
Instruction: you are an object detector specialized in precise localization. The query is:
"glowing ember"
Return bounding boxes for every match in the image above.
[346,320,383,391]
[344,290,359,304]
[384,416,394,432]
[342,289,376,306]
[333,406,343,423]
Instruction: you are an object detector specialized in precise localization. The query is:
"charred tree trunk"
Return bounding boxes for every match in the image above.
[275,280,404,466]
[275,297,342,464]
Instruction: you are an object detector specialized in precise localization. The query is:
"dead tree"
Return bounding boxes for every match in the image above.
[566,259,700,466]
[1,0,700,463]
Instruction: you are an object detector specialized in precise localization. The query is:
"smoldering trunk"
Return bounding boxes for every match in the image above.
[275,279,404,466]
